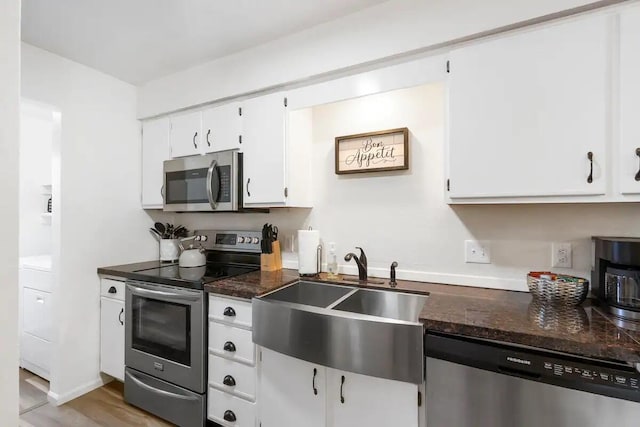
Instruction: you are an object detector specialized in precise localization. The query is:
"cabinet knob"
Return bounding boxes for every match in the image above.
[223,341,236,352]
[223,410,237,422]
[108,286,117,294]
[223,306,236,317]
[223,375,236,387]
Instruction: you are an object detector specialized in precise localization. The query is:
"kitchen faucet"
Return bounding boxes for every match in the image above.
[344,247,368,281]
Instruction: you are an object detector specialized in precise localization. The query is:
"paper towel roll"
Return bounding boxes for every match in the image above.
[298,230,320,275]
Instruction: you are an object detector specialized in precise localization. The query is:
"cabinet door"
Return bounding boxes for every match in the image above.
[448,15,609,199]
[202,102,242,153]
[241,93,287,205]
[22,288,52,342]
[169,111,202,158]
[258,348,325,427]
[620,6,640,194]
[100,297,125,381]
[141,118,170,208]
[326,368,419,427]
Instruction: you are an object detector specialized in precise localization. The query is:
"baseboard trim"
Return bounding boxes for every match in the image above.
[48,377,106,406]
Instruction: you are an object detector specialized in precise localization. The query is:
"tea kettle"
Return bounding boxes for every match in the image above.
[179,236,206,268]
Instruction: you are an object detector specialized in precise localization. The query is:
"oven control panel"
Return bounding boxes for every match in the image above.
[194,230,262,253]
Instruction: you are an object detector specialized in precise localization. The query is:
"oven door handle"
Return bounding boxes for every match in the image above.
[126,370,199,401]
[127,283,202,302]
[206,159,220,210]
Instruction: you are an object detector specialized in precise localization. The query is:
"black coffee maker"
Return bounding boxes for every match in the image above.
[593,237,640,321]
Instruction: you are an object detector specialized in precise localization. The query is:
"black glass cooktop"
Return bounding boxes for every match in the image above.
[131,262,259,290]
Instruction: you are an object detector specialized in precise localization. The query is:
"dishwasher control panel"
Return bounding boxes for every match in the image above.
[541,359,639,390]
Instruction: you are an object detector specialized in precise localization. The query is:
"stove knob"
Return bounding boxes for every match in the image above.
[252,237,260,244]
[237,236,245,243]
[201,235,208,242]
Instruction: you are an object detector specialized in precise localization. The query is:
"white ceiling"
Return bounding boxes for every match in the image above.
[21,0,388,85]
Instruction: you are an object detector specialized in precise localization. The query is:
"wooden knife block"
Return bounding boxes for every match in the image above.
[261,241,282,272]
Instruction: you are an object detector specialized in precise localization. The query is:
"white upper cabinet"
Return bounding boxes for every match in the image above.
[325,368,419,427]
[619,6,640,195]
[141,118,170,209]
[241,92,288,206]
[170,110,202,158]
[202,102,242,154]
[447,15,610,201]
[259,348,326,427]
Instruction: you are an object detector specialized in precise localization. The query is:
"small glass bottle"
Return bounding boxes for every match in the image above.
[327,247,339,279]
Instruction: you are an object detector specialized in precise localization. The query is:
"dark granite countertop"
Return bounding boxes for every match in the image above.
[203,269,300,299]
[98,262,640,366]
[97,260,168,279]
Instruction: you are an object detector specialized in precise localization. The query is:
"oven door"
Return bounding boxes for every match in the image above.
[163,150,238,212]
[125,280,205,393]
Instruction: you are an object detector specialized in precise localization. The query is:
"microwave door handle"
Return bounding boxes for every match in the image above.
[206,159,220,209]
[127,283,201,302]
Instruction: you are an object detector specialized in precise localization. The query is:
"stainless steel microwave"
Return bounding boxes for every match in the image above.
[163,150,241,212]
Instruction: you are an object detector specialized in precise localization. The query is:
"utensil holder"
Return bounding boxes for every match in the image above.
[261,241,282,272]
[160,239,180,262]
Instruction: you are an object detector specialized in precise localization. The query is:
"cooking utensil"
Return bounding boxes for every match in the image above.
[149,228,162,241]
[154,222,166,236]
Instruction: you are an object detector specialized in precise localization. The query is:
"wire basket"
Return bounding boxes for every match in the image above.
[527,272,589,306]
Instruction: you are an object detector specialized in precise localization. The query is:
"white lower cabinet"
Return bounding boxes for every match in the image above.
[258,348,421,427]
[208,294,257,426]
[20,263,53,380]
[325,368,419,427]
[99,278,125,381]
[259,348,326,427]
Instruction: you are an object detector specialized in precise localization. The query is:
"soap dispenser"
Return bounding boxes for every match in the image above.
[327,242,339,279]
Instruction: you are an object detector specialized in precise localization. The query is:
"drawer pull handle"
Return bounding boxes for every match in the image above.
[312,368,318,395]
[635,148,640,181]
[223,375,236,387]
[340,375,345,404]
[206,129,211,147]
[193,131,198,149]
[223,410,237,422]
[108,286,117,294]
[587,151,594,184]
[223,341,236,352]
[223,306,236,317]
[118,308,124,325]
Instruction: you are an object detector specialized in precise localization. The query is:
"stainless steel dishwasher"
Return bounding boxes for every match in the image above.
[425,332,640,427]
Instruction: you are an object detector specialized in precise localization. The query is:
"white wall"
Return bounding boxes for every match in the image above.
[20,101,53,257]
[21,43,158,404]
[0,0,20,423]
[138,0,613,117]
[175,84,640,291]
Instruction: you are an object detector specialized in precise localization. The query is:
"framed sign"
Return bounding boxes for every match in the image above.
[335,127,409,175]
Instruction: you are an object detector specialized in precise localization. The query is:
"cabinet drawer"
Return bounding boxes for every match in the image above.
[23,288,53,341]
[100,278,125,301]
[21,332,51,376]
[20,268,53,293]
[209,354,256,401]
[209,295,252,329]
[209,322,255,365]
[208,386,255,427]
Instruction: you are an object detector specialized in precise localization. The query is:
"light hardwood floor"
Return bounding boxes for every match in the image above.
[19,380,174,427]
[19,369,49,415]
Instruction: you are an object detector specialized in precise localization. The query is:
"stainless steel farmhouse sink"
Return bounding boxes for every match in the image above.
[252,281,427,384]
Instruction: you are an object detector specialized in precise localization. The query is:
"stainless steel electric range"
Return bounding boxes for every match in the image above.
[124,230,261,427]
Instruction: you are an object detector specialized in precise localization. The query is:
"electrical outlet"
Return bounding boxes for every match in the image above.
[465,240,491,264]
[552,242,572,268]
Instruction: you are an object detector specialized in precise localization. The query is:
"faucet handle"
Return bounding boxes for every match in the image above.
[355,247,367,268]
[390,261,398,287]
